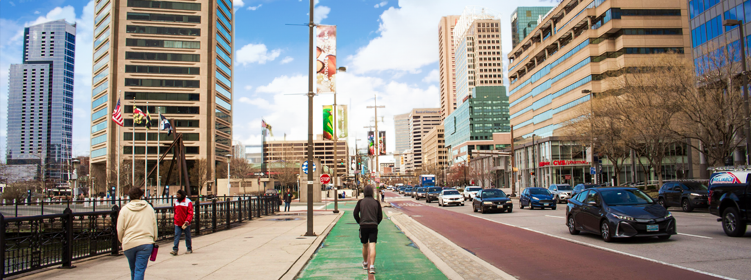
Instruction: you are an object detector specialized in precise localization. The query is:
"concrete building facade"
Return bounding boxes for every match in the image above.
[89,0,234,193]
[6,20,76,182]
[511,6,555,49]
[423,125,446,171]
[438,15,461,121]
[453,7,504,105]
[405,108,441,173]
[263,134,349,178]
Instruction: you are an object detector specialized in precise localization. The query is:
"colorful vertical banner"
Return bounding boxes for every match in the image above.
[378,131,386,155]
[323,105,334,140]
[336,105,348,138]
[315,25,337,93]
[368,131,375,156]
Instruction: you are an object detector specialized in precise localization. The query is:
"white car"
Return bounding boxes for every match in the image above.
[438,189,464,207]
[463,186,482,201]
[547,184,573,204]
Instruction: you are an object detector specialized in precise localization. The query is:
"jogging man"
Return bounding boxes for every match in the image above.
[353,185,382,274]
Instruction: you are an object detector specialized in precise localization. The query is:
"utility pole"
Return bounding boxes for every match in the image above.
[366,94,385,178]
[304,0,316,236]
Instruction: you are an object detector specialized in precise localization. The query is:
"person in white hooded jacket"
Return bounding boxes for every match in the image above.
[117,187,157,280]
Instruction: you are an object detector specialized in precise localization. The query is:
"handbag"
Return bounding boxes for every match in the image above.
[150,244,159,261]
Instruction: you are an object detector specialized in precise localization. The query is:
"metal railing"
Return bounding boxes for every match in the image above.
[1,195,279,278]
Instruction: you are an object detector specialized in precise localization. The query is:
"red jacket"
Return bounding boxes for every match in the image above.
[174,197,194,226]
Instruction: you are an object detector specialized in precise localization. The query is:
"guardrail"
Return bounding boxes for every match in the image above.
[1,195,279,278]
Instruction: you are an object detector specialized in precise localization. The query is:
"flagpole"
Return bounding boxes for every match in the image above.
[132,102,136,194]
[117,91,121,198]
[157,111,160,197]
[145,102,149,194]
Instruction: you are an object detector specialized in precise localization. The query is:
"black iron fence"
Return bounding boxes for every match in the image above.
[1,195,279,278]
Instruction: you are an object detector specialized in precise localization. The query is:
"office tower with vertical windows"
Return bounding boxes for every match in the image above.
[393,112,410,174]
[438,15,460,121]
[89,0,233,194]
[404,108,441,173]
[688,0,750,75]
[6,20,76,182]
[511,6,554,49]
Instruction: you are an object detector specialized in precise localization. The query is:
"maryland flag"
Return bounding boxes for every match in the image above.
[145,110,152,130]
[133,106,147,125]
[262,119,273,137]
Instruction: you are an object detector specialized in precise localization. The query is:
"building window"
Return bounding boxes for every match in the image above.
[126,12,201,23]
[125,52,200,62]
[124,78,200,88]
[127,0,201,11]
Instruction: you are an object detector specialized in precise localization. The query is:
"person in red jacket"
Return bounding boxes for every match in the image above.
[170,190,193,255]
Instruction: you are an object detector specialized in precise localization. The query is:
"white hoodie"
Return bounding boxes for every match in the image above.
[117,200,158,251]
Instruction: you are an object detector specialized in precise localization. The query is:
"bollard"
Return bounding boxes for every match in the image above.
[225,196,230,229]
[62,207,74,268]
[111,205,120,255]
[212,198,217,233]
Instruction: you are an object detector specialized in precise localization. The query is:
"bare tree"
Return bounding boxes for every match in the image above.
[189,158,209,194]
[230,158,253,194]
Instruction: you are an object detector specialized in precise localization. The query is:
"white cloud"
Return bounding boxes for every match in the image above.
[422,69,439,83]
[34,11,40,14]
[235,43,282,65]
[374,1,387,8]
[280,56,294,64]
[247,4,262,11]
[233,0,244,8]
[238,97,270,107]
[244,85,253,91]
[314,5,330,23]
[28,6,77,27]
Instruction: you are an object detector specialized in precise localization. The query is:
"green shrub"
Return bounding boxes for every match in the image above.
[646,185,657,190]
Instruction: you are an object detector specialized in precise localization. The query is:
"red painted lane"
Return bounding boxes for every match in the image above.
[391,200,720,280]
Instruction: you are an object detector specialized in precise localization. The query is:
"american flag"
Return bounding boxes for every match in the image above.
[112,99,123,127]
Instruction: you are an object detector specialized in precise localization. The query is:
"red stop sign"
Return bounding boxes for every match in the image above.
[320,174,331,184]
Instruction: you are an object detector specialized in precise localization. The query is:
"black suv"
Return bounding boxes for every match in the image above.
[425,187,442,203]
[657,181,708,212]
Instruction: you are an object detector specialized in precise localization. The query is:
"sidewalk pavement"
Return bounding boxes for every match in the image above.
[297,201,446,280]
[13,212,341,280]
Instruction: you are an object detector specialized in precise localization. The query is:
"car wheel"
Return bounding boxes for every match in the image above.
[507,207,513,213]
[722,207,748,237]
[520,203,524,209]
[568,216,580,235]
[681,199,694,212]
[480,206,485,214]
[601,221,613,242]
[552,206,557,211]
[658,235,671,240]
[658,198,667,209]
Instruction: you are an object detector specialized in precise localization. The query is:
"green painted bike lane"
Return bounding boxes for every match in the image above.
[298,201,447,280]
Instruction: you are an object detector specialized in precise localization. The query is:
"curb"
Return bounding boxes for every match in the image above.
[279,211,344,280]
[389,212,517,280]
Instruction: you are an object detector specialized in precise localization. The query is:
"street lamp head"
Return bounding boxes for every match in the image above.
[723,19,742,26]
[225,154,232,158]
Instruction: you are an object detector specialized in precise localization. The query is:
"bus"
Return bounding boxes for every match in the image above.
[420,175,436,188]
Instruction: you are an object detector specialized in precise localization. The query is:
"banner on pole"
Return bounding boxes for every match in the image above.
[368,131,375,156]
[379,131,386,155]
[315,25,337,93]
[336,105,348,138]
[323,105,334,140]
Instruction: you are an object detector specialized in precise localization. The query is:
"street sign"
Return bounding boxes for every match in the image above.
[302,161,317,174]
[564,175,572,180]
[306,181,315,185]
[590,167,596,175]
[320,174,331,184]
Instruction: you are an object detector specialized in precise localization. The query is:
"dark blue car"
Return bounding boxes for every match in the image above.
[520,187,557,210]
[472,189,513,213]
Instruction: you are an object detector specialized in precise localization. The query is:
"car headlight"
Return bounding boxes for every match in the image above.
[532,197,540,201]
[505,200,512,204]
[664,212,672,218]
[610,213,635,221]
[483,201,493,205]
[690,193,702,197]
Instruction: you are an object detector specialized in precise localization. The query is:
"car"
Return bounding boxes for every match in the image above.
[548,184,573,204]
[571,184,600,197]
[425,187,442,203]
[438,189,464,207]
[473,189,513,213]
[708,171,751,237]
[657,181,708,212]
[405,187,414,196]
[415,187,428,200]
[519,187,557,210]
[463,186,482,201]
[566,187,676,242]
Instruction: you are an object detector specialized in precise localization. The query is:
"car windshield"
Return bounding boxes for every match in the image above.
[429,187,441,192]
[584,185,598,189]
[600,189,655,205]
[443,191,460,195]
[466,187,481,192]
[530,189,551,195]
[418,188,426,192]
[481,189,507,198]
[683,182,708,191]
[556,185,573,191]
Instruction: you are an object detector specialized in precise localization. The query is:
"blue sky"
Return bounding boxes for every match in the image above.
[0,0,557,162]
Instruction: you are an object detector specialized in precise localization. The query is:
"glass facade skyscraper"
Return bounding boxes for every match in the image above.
[6,19,76,181]
[511,6,554,49]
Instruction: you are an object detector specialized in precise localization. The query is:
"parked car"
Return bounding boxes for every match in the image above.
[548,184,573,204]
[473,189,513,213]
[519,187,557,210]
[657,181,709,212]
[463,186,482,201]
[572,184,600,197]
[425,187,442,203]
[438,189,464,207]
[708,171,751,237]
[566,187,675,242]
[415,187,428,200]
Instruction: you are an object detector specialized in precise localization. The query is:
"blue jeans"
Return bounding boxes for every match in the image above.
[173,225,192,252]
[124,244,152,280]
[284,202,290,211]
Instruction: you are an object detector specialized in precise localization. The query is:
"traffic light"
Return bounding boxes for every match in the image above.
[530,171,535,176]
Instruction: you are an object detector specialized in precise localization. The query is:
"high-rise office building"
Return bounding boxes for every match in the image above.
[6,20,76,182]
[89,0,234,193]
[405,108,441,173]
[453,7,504,106]
[688,0,750,76]
[511,6,554,49]
[393,113,410,154]
[506,0,691,188]
[438,15,461,121]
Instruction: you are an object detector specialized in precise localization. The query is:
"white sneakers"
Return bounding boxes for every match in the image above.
[369,265,375,274]
[362,262,368,270]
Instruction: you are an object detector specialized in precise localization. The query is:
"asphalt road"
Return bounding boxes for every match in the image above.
[385,191,749,280]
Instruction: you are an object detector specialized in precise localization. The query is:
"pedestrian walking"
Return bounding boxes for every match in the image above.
[117,187,157,280]
[380,187,385,202]
[170,190,193,255]
[283,188,293,212]
[353,185,383,274]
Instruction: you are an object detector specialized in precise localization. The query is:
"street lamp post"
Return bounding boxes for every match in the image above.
[225,154,232,196]
[332,66,347,214]
[305,0,316,236]
[723,19,750,165]
[582,89,597,184]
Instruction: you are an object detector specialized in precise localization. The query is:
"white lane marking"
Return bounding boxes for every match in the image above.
[545,215,565,219]
[470,215,735,280]
[677,233,713,239]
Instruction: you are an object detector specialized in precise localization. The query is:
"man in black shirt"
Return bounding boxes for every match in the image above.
[353,185,383,274]
[283,188,293,212]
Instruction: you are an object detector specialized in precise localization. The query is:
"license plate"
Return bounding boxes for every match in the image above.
[544,203,549,206]
[647,224,659,232]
